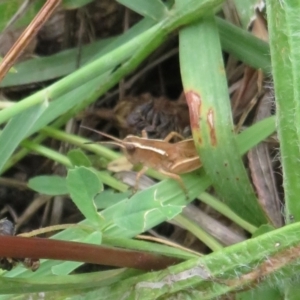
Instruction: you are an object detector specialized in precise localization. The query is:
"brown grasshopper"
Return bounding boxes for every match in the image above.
[82,126,201,195]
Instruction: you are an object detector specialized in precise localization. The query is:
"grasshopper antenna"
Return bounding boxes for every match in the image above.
[80,125,125,148]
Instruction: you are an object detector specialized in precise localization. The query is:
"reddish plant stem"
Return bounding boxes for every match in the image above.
[0,0,61,82]
[0,236,180,271]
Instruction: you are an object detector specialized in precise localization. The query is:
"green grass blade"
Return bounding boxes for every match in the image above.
[0,269,140,295]
[217,17,271,73]
[116,0,168,21]
[174,214,223,251]
[0,24,158,125]
[0,38,114,87]
[0,101,47,172]
[1,17,156,87]
[266,0,300,222]
[179,16,267,225]
[102,237,199,260]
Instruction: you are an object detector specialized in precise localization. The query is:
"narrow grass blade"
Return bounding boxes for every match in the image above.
[179,16,267,225]
[116,0,168,21]
[266,1,300,222]
[0,269,140,295]
[102,237,199,260]
[0,101,47,172]
[0,38,114,87]
[217,17,270,73]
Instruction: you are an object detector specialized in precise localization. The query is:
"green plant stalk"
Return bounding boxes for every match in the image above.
[179,16,267,225]
[198,192,257,234]
[58,221,300,299]
[174,214,223,251]
[41,127,120,161]
[21,138,127,191]
[266,1,300,222]
[21,139,72,167]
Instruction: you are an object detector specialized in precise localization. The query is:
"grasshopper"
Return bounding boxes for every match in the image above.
[82,126,201,195]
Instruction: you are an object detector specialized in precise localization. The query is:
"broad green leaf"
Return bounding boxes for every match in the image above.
[67,149,92,167]
[94,190,131,209]
[0,101,47,173]
[99,172,210,237]
[28,175,68,195]
[66,167,103,226]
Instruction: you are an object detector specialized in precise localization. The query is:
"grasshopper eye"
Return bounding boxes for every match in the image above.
[125,143,136,152]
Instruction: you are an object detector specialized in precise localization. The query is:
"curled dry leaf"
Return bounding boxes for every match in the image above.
[83,93,191,139]
[248,92,282,227]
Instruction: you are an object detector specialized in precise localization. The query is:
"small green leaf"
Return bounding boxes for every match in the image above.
[94,190,131,209]
[67,167,103,225]
[28,175,68,195]
[67,149,92,167]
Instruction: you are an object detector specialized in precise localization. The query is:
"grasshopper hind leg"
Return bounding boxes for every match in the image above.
[133,166,149,193]
[158,169,189,199]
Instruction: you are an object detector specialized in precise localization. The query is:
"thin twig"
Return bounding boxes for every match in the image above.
[0,0,61,82]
